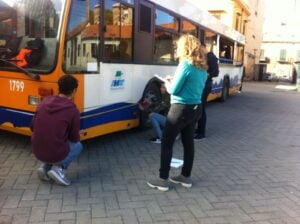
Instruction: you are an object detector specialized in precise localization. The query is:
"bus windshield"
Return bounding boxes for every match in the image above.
[0,0,64,72]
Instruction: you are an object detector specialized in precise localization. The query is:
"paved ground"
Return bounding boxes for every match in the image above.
[1,81,300,224]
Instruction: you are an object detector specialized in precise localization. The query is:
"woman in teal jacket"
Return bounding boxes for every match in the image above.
[147,34,207,191]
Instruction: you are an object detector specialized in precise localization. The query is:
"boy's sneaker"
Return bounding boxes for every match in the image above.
[149,137,161,144]
[147,178,169,191]
[194,134,206,141]
[37,164,51,181]
[169,174,192,188]
[47,165,71,186]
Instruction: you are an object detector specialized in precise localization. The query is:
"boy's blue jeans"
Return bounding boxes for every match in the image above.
[60,141,83,169]
[149,112,166,139]
[43,141,83,170]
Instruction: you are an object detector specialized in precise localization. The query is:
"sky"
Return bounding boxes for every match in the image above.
[263,0,300,39]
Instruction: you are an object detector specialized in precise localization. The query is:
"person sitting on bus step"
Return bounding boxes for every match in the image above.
[194,43,219,141]
[139,82,170,144]
[30,75,83,186]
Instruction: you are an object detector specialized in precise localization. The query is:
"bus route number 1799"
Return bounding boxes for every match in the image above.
[9,80,25,92]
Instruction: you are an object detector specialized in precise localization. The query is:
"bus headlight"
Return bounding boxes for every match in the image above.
[28,96,41,106]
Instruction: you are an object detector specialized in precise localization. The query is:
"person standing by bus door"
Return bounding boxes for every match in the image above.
[147,34,207,191]
[31,75,83,186]
[194,44,219,141]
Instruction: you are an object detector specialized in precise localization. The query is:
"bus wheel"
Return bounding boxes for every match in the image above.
[220,77,229,102]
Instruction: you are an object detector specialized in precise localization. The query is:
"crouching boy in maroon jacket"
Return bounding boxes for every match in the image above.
[31,75,83,186]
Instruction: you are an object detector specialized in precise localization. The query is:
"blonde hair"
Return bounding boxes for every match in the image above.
[176,34,207,70]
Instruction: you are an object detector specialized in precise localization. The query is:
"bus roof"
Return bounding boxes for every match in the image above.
[149,0,245,44]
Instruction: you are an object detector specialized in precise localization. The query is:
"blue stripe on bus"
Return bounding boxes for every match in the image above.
[0,108,34,127]
[0,102,139,129]
[80,103,139,129]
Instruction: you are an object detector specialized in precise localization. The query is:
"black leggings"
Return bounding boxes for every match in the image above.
[159,103,202,179]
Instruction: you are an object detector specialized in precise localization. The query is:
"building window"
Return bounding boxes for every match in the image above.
[83,44,86,56]
[260,49,265,60]
[279,49,287,61]
[235,13,241,31]
[242,20,247,35]
[296,50,300,61]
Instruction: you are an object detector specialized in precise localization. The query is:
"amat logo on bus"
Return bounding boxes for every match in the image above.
[111,71,125,89]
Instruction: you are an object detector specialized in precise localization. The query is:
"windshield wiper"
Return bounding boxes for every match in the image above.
[0,59,40,80]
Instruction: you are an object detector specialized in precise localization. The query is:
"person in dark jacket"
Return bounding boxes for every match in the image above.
[31,75,83,186]
[139,82,170,143]
[194,44,219,140]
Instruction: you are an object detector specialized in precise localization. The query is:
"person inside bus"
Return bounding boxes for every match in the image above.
[139,82,170,143]
[147,34,207,191]
[194,43,219,141]
[30,75,83,186]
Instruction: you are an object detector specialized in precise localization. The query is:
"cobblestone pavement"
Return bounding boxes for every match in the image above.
[1,82,300,224]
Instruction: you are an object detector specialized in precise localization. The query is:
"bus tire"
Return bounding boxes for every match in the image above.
[219,77,229,102]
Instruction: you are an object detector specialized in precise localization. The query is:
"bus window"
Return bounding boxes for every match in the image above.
[182,20,198,37]
[219,37,234,64]
[154,9,179,64]
[0,0,61,71]
[63,0,100,73]
[104,0,133,62]
[204,30,218,55]
[235,44,244,66]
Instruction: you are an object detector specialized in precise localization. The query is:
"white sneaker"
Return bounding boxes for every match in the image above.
[149,137,161,144]
[37,164,50,181]
[47,165,71,186]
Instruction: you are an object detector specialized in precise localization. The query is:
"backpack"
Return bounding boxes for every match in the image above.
[207,52,219,78]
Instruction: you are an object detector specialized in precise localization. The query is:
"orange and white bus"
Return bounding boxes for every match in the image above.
[0,0,245,140]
